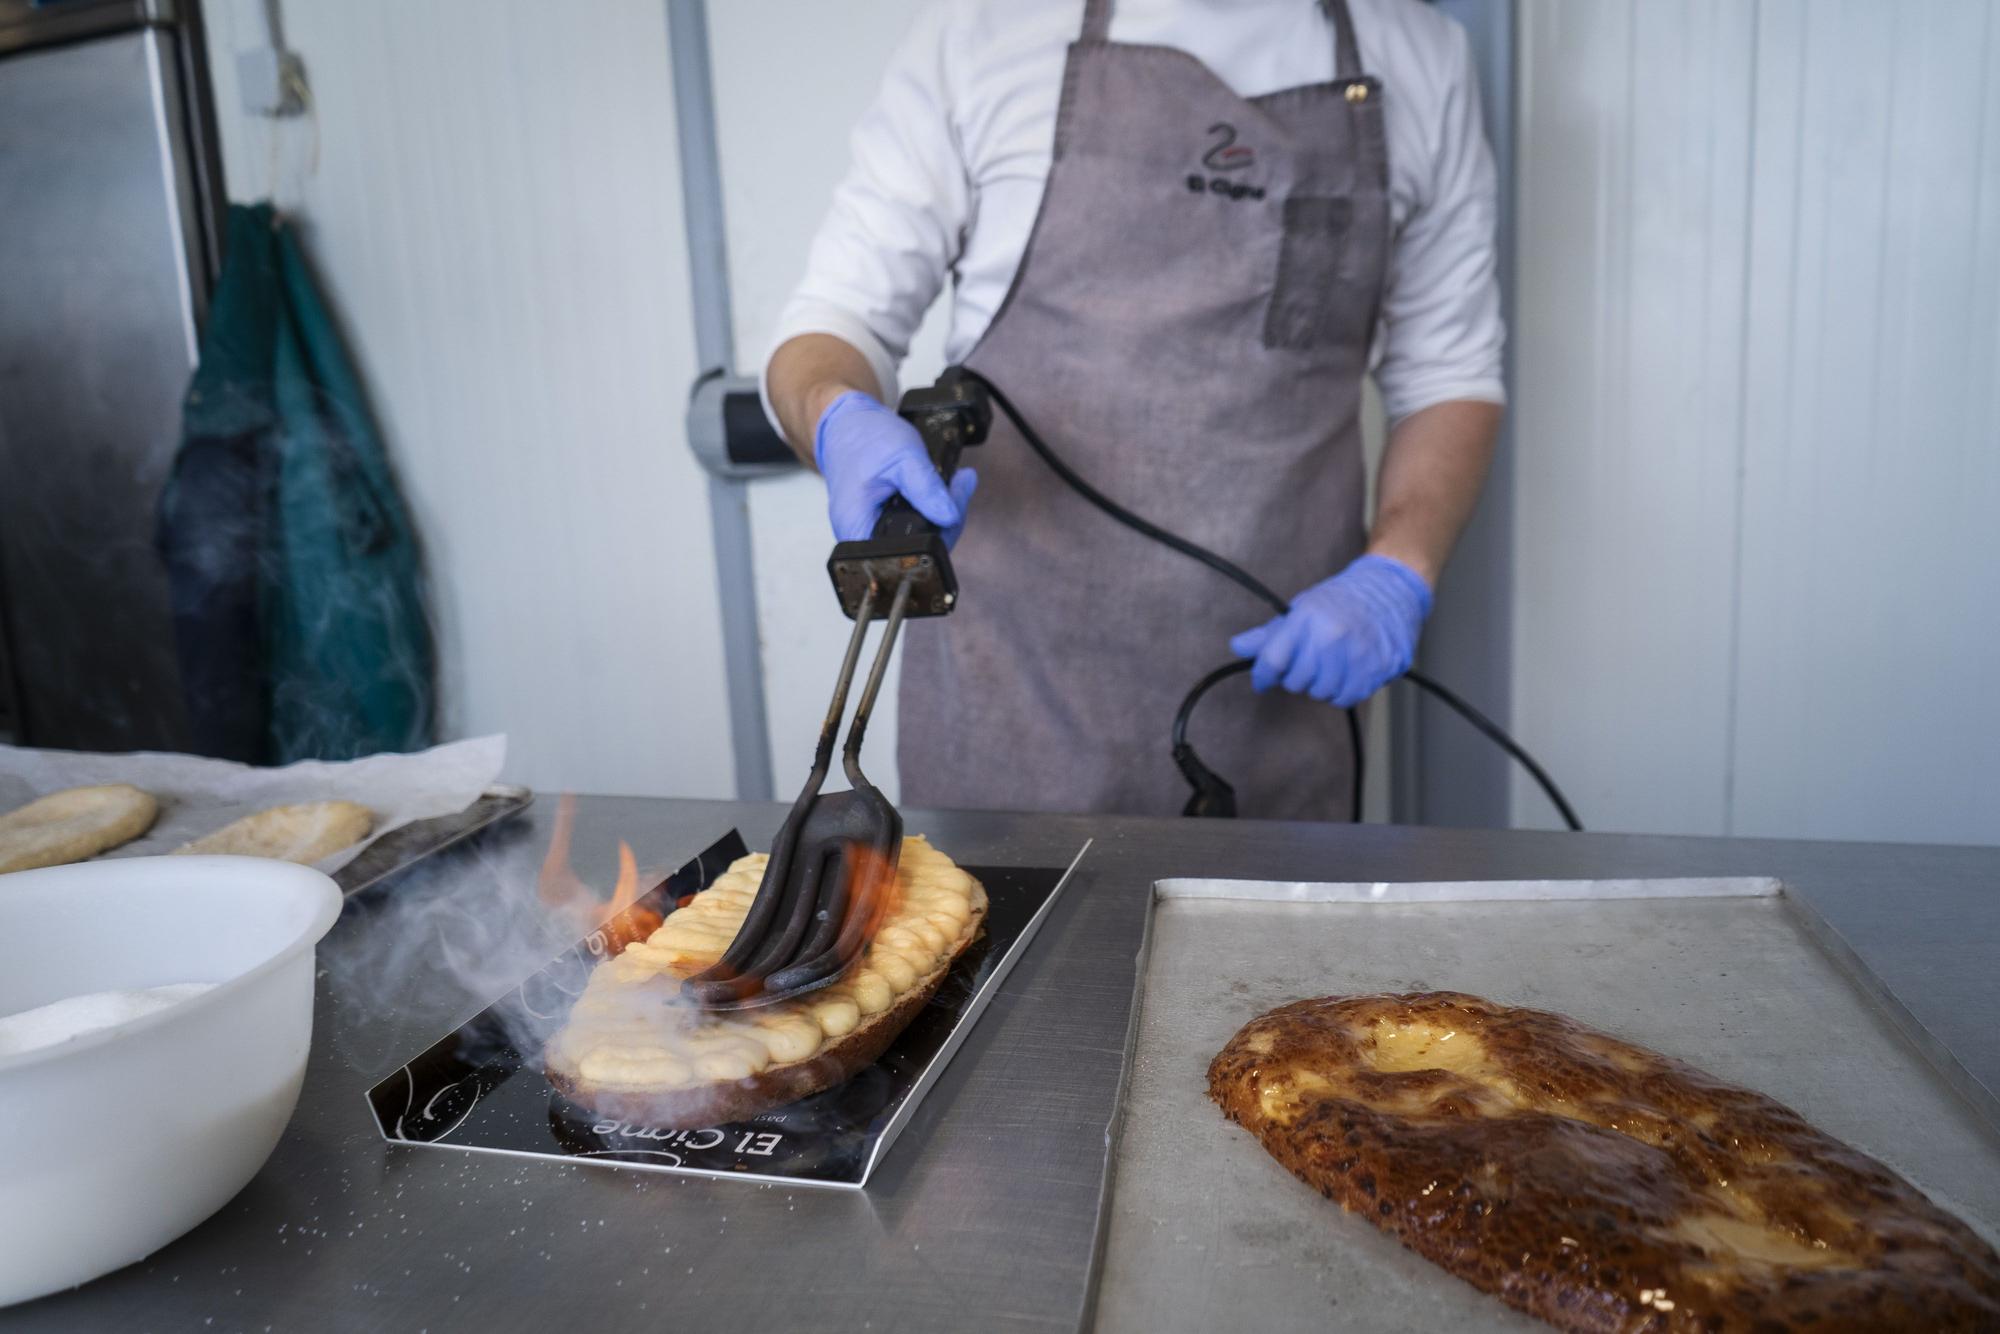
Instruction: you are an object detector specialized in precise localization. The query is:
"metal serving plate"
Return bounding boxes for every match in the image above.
[366,829,1090,1190]
[1091,877,2000,1333]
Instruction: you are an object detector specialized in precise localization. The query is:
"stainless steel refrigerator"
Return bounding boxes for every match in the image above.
[0,0,224,751]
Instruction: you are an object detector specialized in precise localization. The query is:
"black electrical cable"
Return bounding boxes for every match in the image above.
[961,367,1583,832]
[1170,660,1362,823]
[1346,702,1364,824]
[959,369,1357,819]
[1400,667,1583,832]
[972,376,1289,619]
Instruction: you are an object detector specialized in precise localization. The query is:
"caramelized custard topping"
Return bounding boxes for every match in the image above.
[545,837,978,1093]
[1208,992,2000,1332]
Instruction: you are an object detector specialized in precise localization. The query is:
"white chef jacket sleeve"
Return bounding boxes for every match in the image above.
[760,2,970,430]
[1373,23,1506,424]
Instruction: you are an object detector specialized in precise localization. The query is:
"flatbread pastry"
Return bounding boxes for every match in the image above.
[175,800,372,864]
[545,835,984,1128]
[1208,992,2000,1332]
[0,784,158,874]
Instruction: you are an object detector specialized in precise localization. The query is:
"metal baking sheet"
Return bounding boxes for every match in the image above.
[334,784,532,895]
[367,830,1090,1189]
[1093,878,2000,1333]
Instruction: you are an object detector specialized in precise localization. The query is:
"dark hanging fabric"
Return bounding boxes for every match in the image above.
[157,202,434,763]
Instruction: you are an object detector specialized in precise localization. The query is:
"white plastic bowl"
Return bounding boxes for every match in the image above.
[0,855,342,1307]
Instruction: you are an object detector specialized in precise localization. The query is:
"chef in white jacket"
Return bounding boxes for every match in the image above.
[763,0,1504,820]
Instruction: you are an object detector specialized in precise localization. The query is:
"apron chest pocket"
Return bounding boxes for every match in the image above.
[1264,196,1374,352]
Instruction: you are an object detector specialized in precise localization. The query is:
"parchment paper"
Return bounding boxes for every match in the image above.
[0,735,506,875]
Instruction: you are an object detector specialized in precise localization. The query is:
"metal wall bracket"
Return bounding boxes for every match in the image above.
[686,369,799,481]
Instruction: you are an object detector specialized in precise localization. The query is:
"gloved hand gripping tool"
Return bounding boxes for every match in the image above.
[683,371,990,1010]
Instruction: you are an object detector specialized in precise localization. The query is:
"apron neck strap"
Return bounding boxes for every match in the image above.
[1080,0,1111,42]
[1080,0,1362,79]
[1323,0,1363,80]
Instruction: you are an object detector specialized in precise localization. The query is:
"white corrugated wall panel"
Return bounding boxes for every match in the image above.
[1512,0,1756,834]
[201,0,733,798]
[1731,0,2000,842]
[1516,0,2000,843]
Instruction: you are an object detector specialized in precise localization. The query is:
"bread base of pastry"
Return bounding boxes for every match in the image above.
[0,785,158,874]
[548,952,963,1129]
[174,800,372,864]
[548,874,985,1130]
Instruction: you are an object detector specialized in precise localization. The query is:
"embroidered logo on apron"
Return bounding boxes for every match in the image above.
[1201,123,1256,172]
[1191,122,1267,201]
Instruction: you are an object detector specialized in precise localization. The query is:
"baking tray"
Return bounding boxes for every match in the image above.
[333,783,532,895]
[1091,877,2000,1334]
[366,830,1090,1189]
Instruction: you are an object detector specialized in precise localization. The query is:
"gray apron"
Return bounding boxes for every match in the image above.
[898,0,1391,820]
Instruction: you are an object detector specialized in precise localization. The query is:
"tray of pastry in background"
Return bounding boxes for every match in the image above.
[331,783,531,894]
[0,736,514,883]
[1094,876,2000,1333]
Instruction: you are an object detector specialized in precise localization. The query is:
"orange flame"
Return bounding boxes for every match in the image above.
[827,840,903,965]
[537,794,589,923]
[597,840,663,953]
[536,794,662,952]
[608,840,639,913]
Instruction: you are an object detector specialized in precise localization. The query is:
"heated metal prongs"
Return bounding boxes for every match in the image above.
[841,574,911,786]
[763,576,913,996]
[683,580,880,1006]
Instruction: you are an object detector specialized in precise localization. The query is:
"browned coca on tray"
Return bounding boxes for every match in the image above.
[1208,991,2000,1332]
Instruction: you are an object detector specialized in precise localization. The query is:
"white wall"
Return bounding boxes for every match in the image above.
[201,0,735,798]
[1514,0,2000,843]
[1731,0,2000,843]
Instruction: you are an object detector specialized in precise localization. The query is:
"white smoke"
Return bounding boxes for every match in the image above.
[318,796,668,1075]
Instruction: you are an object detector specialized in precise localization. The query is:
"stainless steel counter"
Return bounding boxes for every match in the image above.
[10,797,1998,1332]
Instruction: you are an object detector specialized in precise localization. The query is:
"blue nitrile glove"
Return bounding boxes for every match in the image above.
[815,390,978,545]
[1228,554,1433,707]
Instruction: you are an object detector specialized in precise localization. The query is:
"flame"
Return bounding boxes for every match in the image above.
[534,804,908,990]
[597,840,663,953]
[609,840,639,913]
[537,793,589,921]
[827,839,903,964]
[536,794,663,951]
